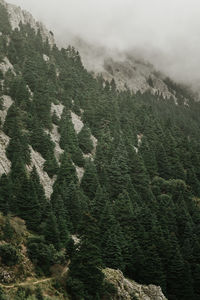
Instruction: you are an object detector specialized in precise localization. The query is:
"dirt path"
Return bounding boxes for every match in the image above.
[0,262,69,290]
[0,277,52,289]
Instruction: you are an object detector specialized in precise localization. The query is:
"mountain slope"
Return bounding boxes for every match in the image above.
[63,36,196,102]
[1,1,200,300]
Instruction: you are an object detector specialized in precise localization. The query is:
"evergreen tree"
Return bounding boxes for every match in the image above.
[3,216,14,241]
[78,125,93,154]
[67,214,104,299]
[43,207,60,250]
[81,160,99,200]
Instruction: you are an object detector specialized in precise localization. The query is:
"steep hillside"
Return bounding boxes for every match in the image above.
[64,37,196,101]
[1,1,200,300]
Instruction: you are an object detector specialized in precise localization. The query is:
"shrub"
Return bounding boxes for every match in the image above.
[0,244,19,266]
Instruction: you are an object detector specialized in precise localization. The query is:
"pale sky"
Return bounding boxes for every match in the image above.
[6,0,200,89]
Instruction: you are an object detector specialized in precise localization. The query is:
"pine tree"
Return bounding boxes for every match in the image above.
[156,143,171,180]
[15,178,41,231]
[3,216,14,241]
[43,208,60,250]
[67,214,104,299]
[139,136,157,178]
[53,195,70,247]
[108,140,130,199]
[78,125,93,154]
[90,185,108,221]
[81,160,99,200]
[0,174,12,215]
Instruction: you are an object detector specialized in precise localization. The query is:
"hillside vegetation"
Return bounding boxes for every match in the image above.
[1,2,200,299]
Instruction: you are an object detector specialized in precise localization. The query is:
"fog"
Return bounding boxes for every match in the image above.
[7,0,200,89]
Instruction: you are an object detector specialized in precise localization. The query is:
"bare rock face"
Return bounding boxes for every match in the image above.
[45,124,64,163]
[0,131,11,176]
[67,37,177,100]
[0,95,13,176]
[75,165,84,182]
[103,268,167,300]
[0,95,13,124]
[102,57,175,99]
[27,146,56,199]
[51,102,64,120]
[0,0,54,46]
[71,111,84,134]
[0,57,15,76]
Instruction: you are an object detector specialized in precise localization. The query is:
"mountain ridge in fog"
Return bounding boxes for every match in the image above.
[3,0,199,98]
[6,0,200,94]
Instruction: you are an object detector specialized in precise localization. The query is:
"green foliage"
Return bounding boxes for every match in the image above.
[59,109,84,167]
[67,232,104,299]
[0,4,11,34]
[78,125,93,154]
[0,243,19,266]
[3,217,14,241]
[0,287,7,300]
[81,159,99,200]
[27,236,64,275]
[1,11,200,300]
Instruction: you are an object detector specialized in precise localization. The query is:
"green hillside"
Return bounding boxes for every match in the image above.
[1,2,200,299]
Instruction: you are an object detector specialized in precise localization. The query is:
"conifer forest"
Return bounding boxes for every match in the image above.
[1,2,200,299]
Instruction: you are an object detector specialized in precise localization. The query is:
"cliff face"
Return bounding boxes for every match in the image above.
[0,0,54,46]
[65,37,177,99]
[0,0,191,100]
[104,268,167,300]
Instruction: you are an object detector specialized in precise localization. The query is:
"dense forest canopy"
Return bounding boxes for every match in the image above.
[1,3,200,299]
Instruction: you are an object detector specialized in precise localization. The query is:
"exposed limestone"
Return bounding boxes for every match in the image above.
[0,95,13,125]
[0,131,11,176]
[71,235,81,245]
[0,0,55,46]
[71,111,97,156]
[75,165,84,182]
[137,133,143,147]
[67,38,176,99]
[51,102,64,119]
[0,57,15,75]
[91,134,97,154]
[45,124,64,163]
[83,153,93,161]
[27,146,56,199]
[134,146,139,154]
[104,268,167,300]
[26,85,33,99]
[71,111,84,134]
[43,54,50,62]
[0,96,13,175]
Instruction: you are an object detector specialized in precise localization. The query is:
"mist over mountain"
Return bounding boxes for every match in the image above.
[7,0,200,91]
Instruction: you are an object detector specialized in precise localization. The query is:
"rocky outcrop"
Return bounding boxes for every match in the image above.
[66,38,177,100]
[75,165,84,182]
[45,124,64,163]
[0,57,15,76]
[0,95,13,176]
[27,146,56,199]
[0,0,54,46]
[0,131,11,176]
[43,54,50,62]
[71,111,84,134]
[103,268,167,300]
[71,111,97,155]
[102,57,175,99]
[51,102,64,120]
[0,95,13,124]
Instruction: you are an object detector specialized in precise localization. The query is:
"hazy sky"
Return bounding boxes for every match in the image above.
[7,0,200,88]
